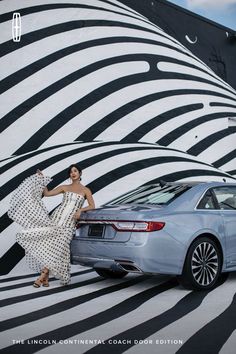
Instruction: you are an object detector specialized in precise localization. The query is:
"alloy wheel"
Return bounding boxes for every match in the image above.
[191,241,219,286]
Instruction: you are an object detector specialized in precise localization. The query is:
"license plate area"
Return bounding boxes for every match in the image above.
[88,224,104,238]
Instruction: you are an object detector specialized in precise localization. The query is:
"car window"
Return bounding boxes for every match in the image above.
[197,190,216,209]
[107,184,190,206]
[213,187,236,210]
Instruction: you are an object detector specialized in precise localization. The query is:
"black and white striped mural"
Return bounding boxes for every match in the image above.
[0,0,236,276]
[0,270,236,354]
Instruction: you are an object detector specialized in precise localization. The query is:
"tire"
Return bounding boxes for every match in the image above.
[178,237,222,290]
[94,268,128,279]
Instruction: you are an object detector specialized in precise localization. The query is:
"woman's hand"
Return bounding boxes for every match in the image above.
[74,209,82,220]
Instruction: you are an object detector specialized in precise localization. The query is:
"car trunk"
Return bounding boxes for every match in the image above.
[76,204,162,242]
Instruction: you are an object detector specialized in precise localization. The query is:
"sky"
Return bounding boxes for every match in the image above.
[167,0,236,30]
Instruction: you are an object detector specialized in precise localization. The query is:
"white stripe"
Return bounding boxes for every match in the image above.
[0,142,93,182]
[0,0,141,15]
[98,97,235,142]
[0,40,212,117]
[0,271,96,306]
[157,61,236,95]
[0,143,231,216]
[0,0,152,43]
[197,134,236,163]
[0,276,176,350]
[0,142,160,216]
[1,61,149,158]
[0,24,188,81]
[37,284,188,354]
[128,273,236,354]
[0,6,164,45]
[38,80,236,151]
[220,329,236,354]
[218,159,236,173]
[169,119,228,152]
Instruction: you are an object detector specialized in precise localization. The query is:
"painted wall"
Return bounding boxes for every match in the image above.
[0,0,235,274]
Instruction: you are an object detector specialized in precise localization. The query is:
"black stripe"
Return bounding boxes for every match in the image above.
[85,277,227,353]
[0,141,108,175]
[3,50,232,138]
[0,277,176,353]
[0,19,171,58]
[0,3,146,24]
[0,243,25,276]
[210,102,236,109]
[99,0,149,18]
[92,0,148,18]
[1,144,171,201]
[227,169,236,175]
[0,37,134,97]
[1,142,119,199]
[0,269,93,290]
[1,33,230,99]
[13,67,154,154]
[0,151,232,226]
[176,292,236,354]
[157,112,236,146]
[0,272,38,283]
[122,103,203,142]
[1,50,168,132]
[0,155,14,164]
[77,89,234,143]
[86,156,230,194]
[187,127,236,156]
[143,169,236,185]
[213,150,236,168]
[0,275,150,331]
[0,276,103,309]
[0,213,12,236]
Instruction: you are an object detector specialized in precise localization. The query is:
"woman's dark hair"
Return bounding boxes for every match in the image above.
[67,164,82,179]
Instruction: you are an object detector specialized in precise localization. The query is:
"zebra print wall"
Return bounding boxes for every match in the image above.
[0,0,235,274]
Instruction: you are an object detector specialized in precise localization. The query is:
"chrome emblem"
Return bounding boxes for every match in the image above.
[12,13,21,42]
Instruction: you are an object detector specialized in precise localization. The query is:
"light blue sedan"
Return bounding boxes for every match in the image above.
[71,181,236,290]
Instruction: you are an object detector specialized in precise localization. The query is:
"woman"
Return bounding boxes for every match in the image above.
[8,164,95,287]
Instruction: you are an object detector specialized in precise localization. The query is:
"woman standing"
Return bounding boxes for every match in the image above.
[8,164,95,287]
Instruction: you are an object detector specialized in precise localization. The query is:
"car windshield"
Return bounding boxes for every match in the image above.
[107,184,190,206]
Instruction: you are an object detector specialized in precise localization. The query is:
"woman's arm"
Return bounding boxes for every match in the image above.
[43,185,64,197]
[74,188,95,219]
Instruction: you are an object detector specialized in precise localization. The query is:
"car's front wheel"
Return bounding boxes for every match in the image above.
[178,237,222,290]
[94,268,128,279]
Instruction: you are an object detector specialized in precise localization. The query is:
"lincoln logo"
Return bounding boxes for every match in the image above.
[12,13,21,42]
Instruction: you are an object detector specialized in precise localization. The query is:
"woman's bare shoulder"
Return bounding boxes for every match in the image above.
[84,186,92,194]
[59,185,69,192]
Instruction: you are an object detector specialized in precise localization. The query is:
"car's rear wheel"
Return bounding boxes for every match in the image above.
[178,237,222,290]
[94,268,128,279]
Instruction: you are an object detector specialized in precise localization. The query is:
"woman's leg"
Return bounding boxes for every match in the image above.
[33,267,49,288]
[42,267,49,287]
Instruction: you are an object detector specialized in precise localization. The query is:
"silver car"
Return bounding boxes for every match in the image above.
[71,181,236,290]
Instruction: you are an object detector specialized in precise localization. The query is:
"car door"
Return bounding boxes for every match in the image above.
[212,186,236,267]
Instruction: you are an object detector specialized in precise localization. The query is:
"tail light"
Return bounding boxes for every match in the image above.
[113,221,165,232]
[77,220,165,232]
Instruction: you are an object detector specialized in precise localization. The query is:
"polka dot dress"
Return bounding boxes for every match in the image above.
[8,174,84,284]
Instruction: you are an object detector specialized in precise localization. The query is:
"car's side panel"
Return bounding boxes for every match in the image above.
[163,211,226,272]
[220,210,236,268]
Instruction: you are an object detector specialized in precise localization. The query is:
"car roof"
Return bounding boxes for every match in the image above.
[146,180,236,188]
